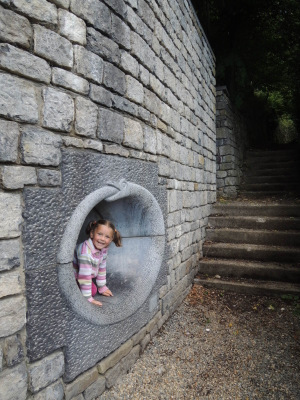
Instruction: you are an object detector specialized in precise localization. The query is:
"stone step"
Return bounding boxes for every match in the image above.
[202,242,300,263]
[238,190,299,199]
[194,276,300,296]
[208,216,300,230]
[211,202,300,217]
[246,158,299,167]
[244,167,299,177]
[240,182,300,192]
[206,228,300,246]
[199,258,300,282]
[246,149,298,158]
[244,175,299,184]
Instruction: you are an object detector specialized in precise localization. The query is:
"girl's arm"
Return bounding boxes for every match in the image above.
[96,252,112,296]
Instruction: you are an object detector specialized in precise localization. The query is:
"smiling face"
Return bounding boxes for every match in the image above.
[90,224,114,250]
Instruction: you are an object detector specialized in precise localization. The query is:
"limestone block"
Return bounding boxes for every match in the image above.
[0,5,32,49]
[217,170,227,179]
[70,0,111,34]
[1,166,37,189]
[87,27,120,64]
[131,326,147,346]
[0,295,26,337]
[0,269,21,298]
[10,0,57,24]
[225,176,238,186]
[143,125,157,154]
[30,380,64,400]
[98,108,124,144]
[3,335,24,367]
[103,62,126,95]
[111,13,131,50]
[0,44,51,84]
[112,94,138,116]
[50,0,69,8]
[139,65,150,86]
[89,84,113,107]
[123,118,143,150]
[97,340,133,374]
[0,73,38,123]
[58,9,86,45]
[75,97,98,138]
[28,351,65,393]
[83,139,103,152]
[42,87,74,132]
[0,239,20,271]
[83,376,106,400]
[34,25,73,69]
[63,136,83,148]
[120,51,139,77]
[103,144,129,157]
[74,45,103,84]
[140,333,150,351]
[21,126,62,166]
[168,190,183,213]
[37,169,62,187]
[105,345,140,388]
[138,106,151,123]
[0,119,19,162]
[64,367,98,400]
[52,68,89,95]
[126,75,144,104]
[0,363,27,400]
[0,193,22,239]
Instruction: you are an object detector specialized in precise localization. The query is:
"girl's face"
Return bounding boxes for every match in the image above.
[90,224,114,250]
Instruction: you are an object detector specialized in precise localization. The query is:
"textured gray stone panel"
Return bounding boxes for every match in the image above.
[0,119,19,162]
[89,84,113,107]
[86,27,120,64]
[42,87,74,132]
[0,363,27,400]
[38,169,62,187]
[103,62,126,95]
[75,97,98,138]
[0,5,32,48]
[111,13,131,50]
[21,126,62,166]
[0,73,38,123]
[0,44,51,84]
[0,192,22,239]
[0,239,20,271]
[0,296,26,338]
[34,25,73,68]
[52,68,89,95]
[58,9,86,45]
[74,45,103,84]
[98,108,124,144]
[3,335,24,367]
[11,0,57,24]
[70,0,111,34]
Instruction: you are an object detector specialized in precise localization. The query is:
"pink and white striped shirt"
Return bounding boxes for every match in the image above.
[73,238,109,301]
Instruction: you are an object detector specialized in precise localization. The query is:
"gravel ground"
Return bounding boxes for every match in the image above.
[99,284,300,400]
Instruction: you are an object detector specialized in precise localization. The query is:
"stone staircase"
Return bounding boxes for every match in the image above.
[196,146,300,296]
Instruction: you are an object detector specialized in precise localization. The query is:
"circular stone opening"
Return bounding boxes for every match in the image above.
[57,180,165,326]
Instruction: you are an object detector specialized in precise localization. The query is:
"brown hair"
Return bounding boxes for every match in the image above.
[86,219,122,247]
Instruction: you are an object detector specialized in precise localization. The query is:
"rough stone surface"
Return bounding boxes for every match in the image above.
[64,367,99,400]
[126,75,144,104]
[97,340,133,374]
[0,44,51,84]
[21,126,62,166]
[123,118,143,149]
[51,0,70,8]
[37,169,62,187]
[3,335,24,367]
[86,27,119,64]
[0,363,27,400]
[98,108,124,144]
[74,45,103,84]
[10,0,57,24]
[0,296,26,338]
[89,84,113,107]
[42,87,74,132]
[143,125,157,154]
[103,62,126,95]
[0,119,19,162]
[58,9,86,45]
[1,166,37,189]
[70,0,111,35]
[83,376,106,400]
[75,97,98,138]
[0,239,20,271]
[30,380,64,400]
[0,193,22,239]
[0,5,32,48]
[52,68,89,94]
[34,25,73,68]
[28,351,65,393]
[0,73,38,123]
[120,51,139,77]
[0,269,22,298]
[83,139,103,152]
[111,13,131,50]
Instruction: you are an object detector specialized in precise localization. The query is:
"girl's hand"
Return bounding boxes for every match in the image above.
[101,288,113,297]
[91,299,102,306]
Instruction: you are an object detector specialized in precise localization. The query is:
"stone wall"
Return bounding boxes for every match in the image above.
[0,0,216,398]
[216,86,248,198]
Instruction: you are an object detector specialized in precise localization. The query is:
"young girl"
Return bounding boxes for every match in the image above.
[73,219,122,307]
